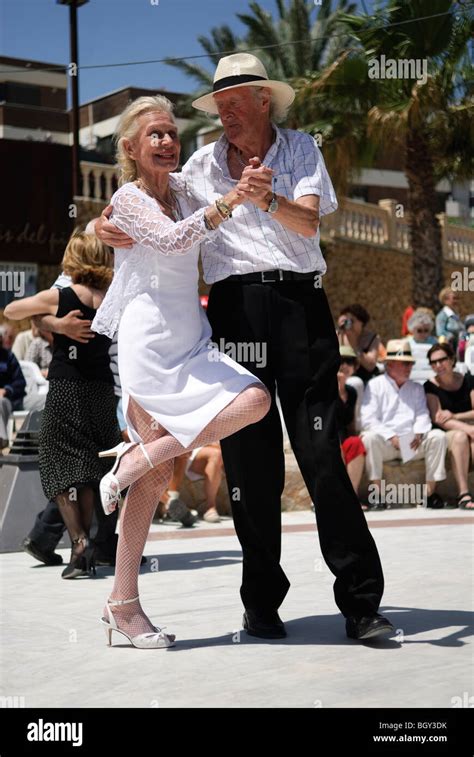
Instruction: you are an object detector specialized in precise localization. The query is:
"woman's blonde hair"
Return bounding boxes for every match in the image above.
[439,286,454,305]
[115,95,175,185]
[62,231,113,291]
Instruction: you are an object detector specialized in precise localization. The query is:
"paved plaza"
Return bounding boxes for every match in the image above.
[1,508,473,709]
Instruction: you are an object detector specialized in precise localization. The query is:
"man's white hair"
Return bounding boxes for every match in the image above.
[252,86,289,122]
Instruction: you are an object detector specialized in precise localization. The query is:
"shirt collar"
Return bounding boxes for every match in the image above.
[213,123,283,175]
[443,305,455,316]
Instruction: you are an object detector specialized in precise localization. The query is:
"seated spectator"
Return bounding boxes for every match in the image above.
[25,321,53,376]
[457,314,474,364]
[407,310,438,348]
[12,324,33,361]
[436,287,463,351]
[337,346,367,509]
[424,343,474,509]
[337,303,385,384]
[406,309,438,378]
[0,323,18,351]
[0,325,26,448]
[361,339,447,508]
[185,443,225,523]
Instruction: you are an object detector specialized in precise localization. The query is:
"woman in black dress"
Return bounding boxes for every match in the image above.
[4,232,122,574]
[424,343,474,509]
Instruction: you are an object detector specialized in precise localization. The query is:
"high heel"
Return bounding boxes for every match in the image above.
[61,536,96,579]
[98,442,153,515]
[100,596,176,649]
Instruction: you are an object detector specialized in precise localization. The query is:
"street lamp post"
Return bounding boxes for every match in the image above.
[57,0,89,199]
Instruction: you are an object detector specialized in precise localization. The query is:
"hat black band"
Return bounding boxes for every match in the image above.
[387,351,413,357]
[213,74,267,92]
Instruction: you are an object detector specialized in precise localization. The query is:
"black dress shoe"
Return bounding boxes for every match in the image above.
[426,493,445,509]
[346,613,394,641]
[243,609,287,639]
[22,537,63,566]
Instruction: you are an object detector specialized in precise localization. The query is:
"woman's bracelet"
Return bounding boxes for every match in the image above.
[215,198,233,220]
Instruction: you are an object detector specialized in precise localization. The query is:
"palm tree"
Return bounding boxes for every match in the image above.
[293,0,473,310]
[166,0,356,142]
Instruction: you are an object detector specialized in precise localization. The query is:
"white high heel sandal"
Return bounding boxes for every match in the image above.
[98,442,153,515]
[101,596,176,649]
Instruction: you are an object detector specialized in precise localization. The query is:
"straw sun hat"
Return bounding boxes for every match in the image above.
[192,53,296,115]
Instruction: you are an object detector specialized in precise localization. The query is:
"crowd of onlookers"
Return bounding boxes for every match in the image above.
[334,295,474,510]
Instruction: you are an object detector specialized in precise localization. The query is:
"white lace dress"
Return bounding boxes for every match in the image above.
[91,179,261,447]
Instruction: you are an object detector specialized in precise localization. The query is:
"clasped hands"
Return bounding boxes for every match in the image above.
[235,157,274,211]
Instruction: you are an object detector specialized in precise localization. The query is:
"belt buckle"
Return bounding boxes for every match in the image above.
[261,270,283,283]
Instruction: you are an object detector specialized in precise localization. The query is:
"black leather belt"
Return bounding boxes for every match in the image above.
[225,270,320,283]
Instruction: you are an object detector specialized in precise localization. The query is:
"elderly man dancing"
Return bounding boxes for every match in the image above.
[94,53,392,642]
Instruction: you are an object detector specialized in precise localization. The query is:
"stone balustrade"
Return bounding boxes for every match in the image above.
[79,161,474,264]
[322,197,474,264]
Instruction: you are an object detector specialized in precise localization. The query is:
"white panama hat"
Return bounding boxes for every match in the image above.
[192,53,296,115]
[384,339,416,363]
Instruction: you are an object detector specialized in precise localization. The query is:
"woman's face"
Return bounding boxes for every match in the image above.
[429,349,454,378]
[444,290,458,308]
[412,322,432,342]
[340,313,363,335]
[339,358,357,378]
[125,111,181,177]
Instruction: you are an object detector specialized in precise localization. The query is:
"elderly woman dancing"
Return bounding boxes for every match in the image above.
[91,95,270,650]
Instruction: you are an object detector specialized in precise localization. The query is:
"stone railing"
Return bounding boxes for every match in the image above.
[322,197,474,264]
[78,161,120,203]
[78,161,474,264]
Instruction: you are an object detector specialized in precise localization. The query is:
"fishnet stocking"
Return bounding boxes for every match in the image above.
[115,384,270,493]
[104,399,174,638]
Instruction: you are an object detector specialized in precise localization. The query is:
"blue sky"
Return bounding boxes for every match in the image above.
[0,0,303,103]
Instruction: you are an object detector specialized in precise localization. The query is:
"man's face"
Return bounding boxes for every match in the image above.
[213,87,270,144]
[386,360,413,386]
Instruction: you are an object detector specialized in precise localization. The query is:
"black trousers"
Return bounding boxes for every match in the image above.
[207,279,384,618]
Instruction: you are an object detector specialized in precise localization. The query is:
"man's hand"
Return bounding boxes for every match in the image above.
[410,433,423,451]
[389,435,400,450]
[236,161,274,210]
[95,205,133,248]
[56,310,95,344]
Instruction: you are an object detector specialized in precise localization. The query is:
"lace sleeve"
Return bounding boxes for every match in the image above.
[111,186,213,255]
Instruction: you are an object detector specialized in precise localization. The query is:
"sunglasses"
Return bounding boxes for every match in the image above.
[414,328,430,333]
[340,358,357,366]
[429,356,449,366]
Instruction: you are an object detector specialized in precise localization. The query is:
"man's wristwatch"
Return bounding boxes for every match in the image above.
[265,192,279,214]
